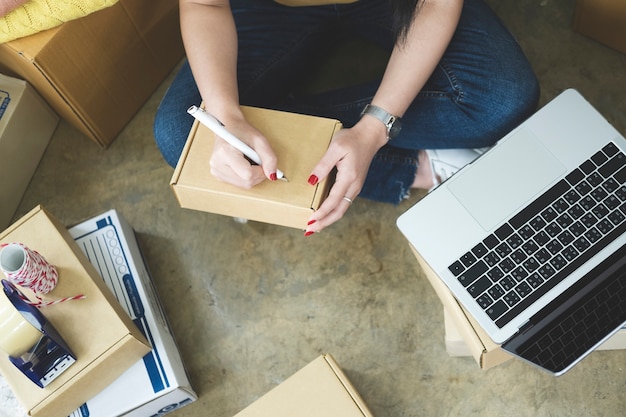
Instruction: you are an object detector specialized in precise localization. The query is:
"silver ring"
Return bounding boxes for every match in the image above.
[342,196,353,204]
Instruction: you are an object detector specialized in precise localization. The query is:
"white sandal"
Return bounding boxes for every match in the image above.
[425,147,491,191]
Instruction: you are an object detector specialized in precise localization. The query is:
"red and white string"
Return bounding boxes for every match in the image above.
[0,242,86,308]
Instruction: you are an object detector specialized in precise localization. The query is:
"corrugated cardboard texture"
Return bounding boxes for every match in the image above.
[234,354,373,417]
[573,0,626,55]
[0,74,58,230]
[0,0,184,147]
[171,106,342,229]
[0,206,151,417]
[409,244,512,369]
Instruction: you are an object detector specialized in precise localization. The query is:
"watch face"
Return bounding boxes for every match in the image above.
[389,119,402,139]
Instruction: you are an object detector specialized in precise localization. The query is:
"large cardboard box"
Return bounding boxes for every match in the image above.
[171,107,342,229]
[67,209,197,417]
[0,206,151,417]
[233,354,374,417]
[0,0,184,147]
[0,74,58,231]
[573,0,626,55]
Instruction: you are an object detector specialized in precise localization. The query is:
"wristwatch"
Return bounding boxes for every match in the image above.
[360,104,402,140]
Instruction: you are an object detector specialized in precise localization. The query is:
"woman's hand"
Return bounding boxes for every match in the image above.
[304,117,388,235]
[209,116,280,188]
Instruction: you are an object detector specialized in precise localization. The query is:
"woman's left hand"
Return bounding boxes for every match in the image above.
[304,117,387,235]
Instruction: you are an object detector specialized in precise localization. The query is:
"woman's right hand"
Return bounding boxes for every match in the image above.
[208,116,280,189]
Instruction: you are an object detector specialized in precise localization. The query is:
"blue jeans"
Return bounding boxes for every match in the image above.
[154,0,539,204]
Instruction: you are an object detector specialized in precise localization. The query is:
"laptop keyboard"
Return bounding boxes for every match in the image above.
[448,142,626,328]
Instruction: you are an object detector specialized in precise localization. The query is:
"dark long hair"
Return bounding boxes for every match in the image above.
[390,0,425,43]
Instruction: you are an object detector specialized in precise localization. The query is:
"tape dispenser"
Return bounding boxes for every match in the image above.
[0,279,76,388]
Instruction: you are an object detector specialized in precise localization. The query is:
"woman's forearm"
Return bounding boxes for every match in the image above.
[179,0,242,121]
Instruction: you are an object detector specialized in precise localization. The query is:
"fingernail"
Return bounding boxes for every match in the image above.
[270,172,277,181]
[308,174,318,185]
[307,219,316,226]
[304,230,315,237]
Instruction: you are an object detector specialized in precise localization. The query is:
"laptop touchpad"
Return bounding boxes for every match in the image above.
[448,128,566,231]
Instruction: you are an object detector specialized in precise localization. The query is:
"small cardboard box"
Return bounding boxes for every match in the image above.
[0,0,184,147]
[171,106,342,229]
[67,209,197,417]
[0,73,58,231]
[233,354,374,417]
[0,206,151,417]
[573,0,626,55]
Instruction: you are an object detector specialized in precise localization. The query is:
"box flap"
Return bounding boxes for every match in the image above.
[234,354,372,417]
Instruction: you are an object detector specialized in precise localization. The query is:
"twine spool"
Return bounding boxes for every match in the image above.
[0,243,58,293]
[0,242,85,307]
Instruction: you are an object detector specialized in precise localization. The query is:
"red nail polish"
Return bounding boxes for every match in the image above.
[307,219,316,226]
[308,174,318,185]
[270,172,277,181]
[304,230,315,237]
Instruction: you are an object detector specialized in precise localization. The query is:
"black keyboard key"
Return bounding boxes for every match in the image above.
[580,159,596,174]
[566,168,585,185]
[483,234,500,249]
[460,251,477,268]
[472,242,488,258]
[500,276,516,291]
[468,276,492,297]
[534,248,550,264]
[534,231,550,246]
[448,260,464,276]
[602,142,618,157]
[504,291,521,307]
[457,260,488,287]
[575,181,592,196]
[591,150,608,167]
[486,300,508,320]
[477,294,494,309]
[488,284,505,299]
[495,242,512,258]
[495,223,514,240]
[484,252,500,267]
[599,152,626,178]
[615,165,626,184]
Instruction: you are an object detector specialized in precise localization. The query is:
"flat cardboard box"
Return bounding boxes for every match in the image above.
[233,354,374,417]
[0,74,58,231]
[0,206,151,417]
[171,106,342,229]
[573,0,626,55]
[67,209,197,417]
[0,0,184,147]
[409,244,512,369]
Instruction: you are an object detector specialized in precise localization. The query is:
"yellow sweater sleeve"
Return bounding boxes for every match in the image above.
[0,0,118,44]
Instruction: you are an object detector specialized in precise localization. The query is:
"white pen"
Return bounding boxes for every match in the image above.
[187,105,287,181]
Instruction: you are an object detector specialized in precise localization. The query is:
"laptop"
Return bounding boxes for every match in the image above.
[396,89,626,375]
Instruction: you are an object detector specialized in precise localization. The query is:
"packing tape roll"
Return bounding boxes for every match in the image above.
[0,288,41,357]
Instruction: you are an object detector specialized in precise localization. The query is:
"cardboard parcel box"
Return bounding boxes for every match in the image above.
[171,107,343,229]
[0,0,184,147]
[234,354,374,417]
[0,206,151,417]
[573,0,626,55]
[0,73,58,231]
[68,209,197,417]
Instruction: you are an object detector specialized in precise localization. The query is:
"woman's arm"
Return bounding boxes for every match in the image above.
[180,0,279,187]
[305,0,463,235]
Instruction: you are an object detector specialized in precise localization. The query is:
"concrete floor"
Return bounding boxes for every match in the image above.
[12,1,626,416]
